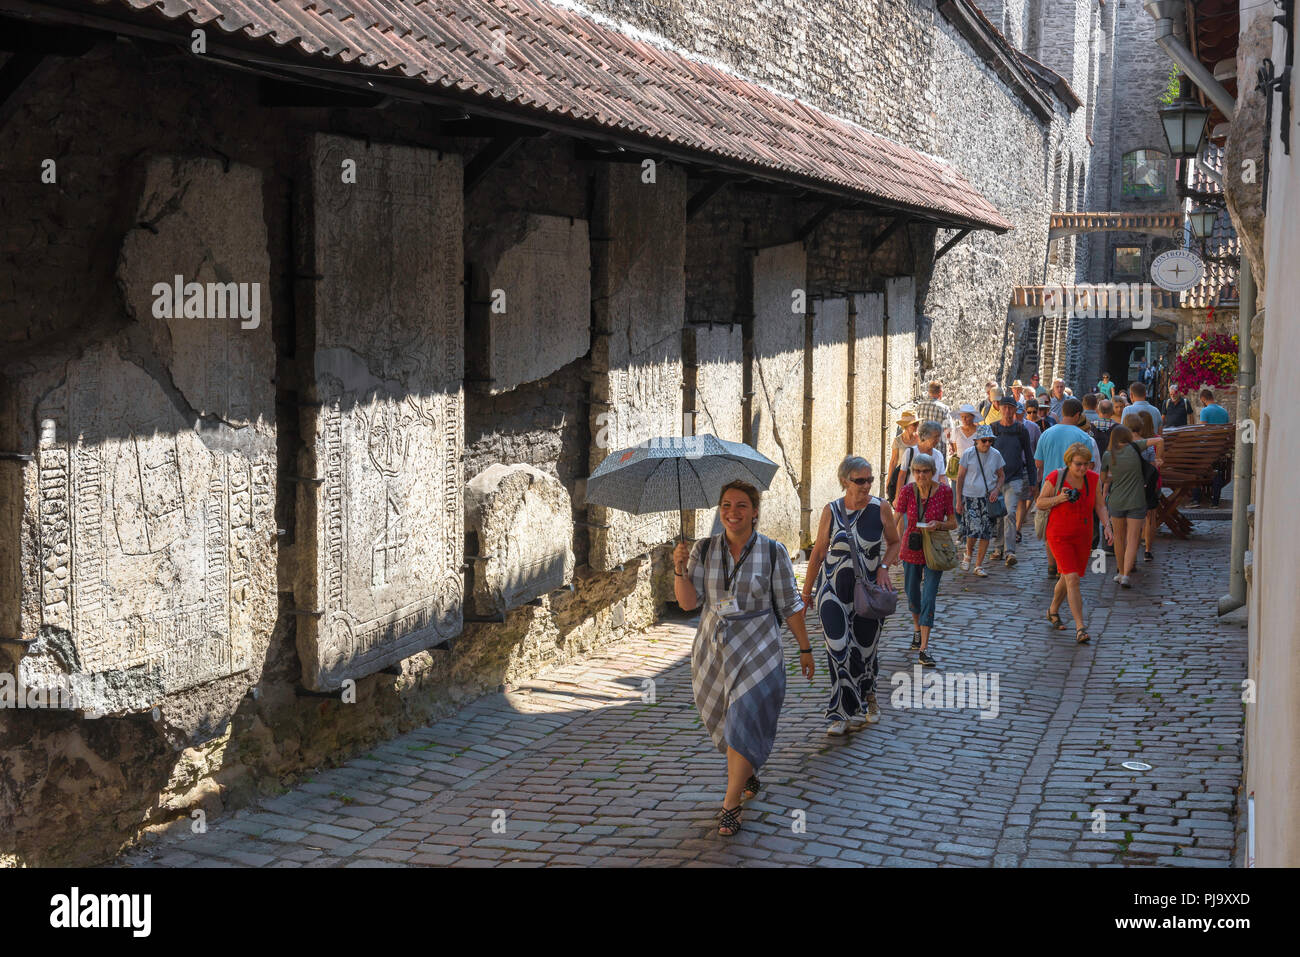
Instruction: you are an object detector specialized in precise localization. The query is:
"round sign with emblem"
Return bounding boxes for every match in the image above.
[1150,249,1205,292]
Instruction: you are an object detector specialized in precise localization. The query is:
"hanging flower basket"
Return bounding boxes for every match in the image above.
[1172,332,1238,393]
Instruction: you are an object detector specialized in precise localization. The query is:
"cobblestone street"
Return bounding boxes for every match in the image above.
[122,521,1246,868]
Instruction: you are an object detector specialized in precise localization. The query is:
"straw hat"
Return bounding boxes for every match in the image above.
[1012,379,1024,388]
[896,410,919,428]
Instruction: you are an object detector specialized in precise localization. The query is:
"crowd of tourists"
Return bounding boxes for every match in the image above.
[669,371,1232,835]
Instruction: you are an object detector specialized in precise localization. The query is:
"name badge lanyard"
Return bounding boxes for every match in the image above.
[723,534,758,597]
[715,534,757,622]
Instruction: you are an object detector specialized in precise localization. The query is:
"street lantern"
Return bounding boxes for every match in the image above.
[1189,206,1218,239]
[1159,80,1212,159]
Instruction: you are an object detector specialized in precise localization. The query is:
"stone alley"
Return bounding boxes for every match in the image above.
[121,521,1245,868]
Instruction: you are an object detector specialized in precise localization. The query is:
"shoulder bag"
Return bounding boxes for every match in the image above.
[1033,469,1067,540]
[920,487,959,571]
[974,448,1007,520]
[1130,441,1161,510]
[835,499,897,619]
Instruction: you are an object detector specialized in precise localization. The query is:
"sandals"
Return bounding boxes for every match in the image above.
[742,775,761,802]
[1047,611,1065,631]
[1075,628,1091,645]
[718,805,743,836]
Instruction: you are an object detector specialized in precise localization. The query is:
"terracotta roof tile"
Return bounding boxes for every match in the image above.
[89,0,1011,230]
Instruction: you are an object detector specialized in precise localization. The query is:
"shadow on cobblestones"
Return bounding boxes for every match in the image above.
[118,521,1245,868]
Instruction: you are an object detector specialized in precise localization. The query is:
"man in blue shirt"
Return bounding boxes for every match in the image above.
[1121,381,1163,434]
[1197,388,1231,424]
[990,395,1035,565]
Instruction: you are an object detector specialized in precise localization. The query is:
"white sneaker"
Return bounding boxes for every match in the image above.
[826,720,849,736]
[960,556,971,571]
[847,714,868,730]
[973,565,988,577]
[1112,573,1123,584]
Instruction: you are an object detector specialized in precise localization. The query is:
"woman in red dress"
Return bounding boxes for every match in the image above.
[1036,441,1112,643]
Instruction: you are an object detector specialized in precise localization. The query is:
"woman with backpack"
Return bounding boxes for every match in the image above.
[803,456,901,736]
[1133,411,1163,563]
[1036,442,1113,643]
[1101,424,1165,585]
[673,481,814,837]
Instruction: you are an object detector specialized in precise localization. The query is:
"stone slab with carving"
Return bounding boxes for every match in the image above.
[468,214,590,394]
[3,156,276,716]
[587,164,686,570]
[294,135,464,691]
[465,464,574,616]
[749,242,806,553]
[683,323,743,539]
[852,292,887,475]
[809,298,850,525]
[886,276,917,446]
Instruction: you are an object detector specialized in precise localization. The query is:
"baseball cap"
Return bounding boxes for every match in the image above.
[997,394,1017,406]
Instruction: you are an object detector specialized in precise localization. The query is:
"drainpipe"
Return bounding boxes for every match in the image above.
[1144,1,1236,116]
[1219,262,1256,615]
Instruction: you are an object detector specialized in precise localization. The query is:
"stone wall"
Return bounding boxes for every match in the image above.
[0,41,671,866]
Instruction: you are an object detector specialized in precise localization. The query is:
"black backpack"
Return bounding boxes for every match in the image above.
[698,536,785,628]
[1130,442,1160,510]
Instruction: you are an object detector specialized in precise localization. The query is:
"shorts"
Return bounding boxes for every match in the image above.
[960,496,994,541]
[1110,505,1147,520]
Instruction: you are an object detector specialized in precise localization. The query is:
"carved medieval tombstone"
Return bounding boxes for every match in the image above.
[467,213,591,394]
[749,242,807,553]
[808,297,851,533]
[294,135,464,692]
[2,156,276,717]
[586,164,686,571]
[465,464,574,617]
[852,292,887,476]
[682,323,744,539]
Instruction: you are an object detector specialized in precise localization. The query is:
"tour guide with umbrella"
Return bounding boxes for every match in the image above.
[586,434,814,837]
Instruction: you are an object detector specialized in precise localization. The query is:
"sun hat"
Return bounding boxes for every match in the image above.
[1012,379,1024,388]
[974,424,995,440]
[896,410,919,428]
[957,403,977,415]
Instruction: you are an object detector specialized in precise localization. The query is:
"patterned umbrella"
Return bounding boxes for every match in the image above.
[585,435,778,537]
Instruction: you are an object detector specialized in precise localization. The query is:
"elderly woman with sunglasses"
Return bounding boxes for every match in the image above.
[803,456,901,736]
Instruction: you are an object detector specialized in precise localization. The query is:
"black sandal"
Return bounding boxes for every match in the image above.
[742,775,761,802]
[718,805,743,836]
[1076,628,1091,644]
[1047,611,1065,631]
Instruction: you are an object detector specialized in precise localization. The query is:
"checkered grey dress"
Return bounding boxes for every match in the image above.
[686,532,805,770]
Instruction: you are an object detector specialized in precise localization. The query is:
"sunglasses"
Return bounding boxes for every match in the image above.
[977,438,993,443]
[848,476,874,485]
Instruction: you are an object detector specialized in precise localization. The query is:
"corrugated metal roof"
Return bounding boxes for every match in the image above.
[87,0,1012,231]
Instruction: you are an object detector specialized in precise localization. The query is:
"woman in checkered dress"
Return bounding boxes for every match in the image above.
[673,481,814,836]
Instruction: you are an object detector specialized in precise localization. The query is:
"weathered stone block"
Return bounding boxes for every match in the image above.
[853,292,887,475]
[808,297,850,526]
[5,156,276,716]
[465,464,574,616]
[468,214,590,394]
[886,275,917,440]
[295,135,464,691]
[749,242,806,553]
[587,164,686,570]
[683,323,744,539]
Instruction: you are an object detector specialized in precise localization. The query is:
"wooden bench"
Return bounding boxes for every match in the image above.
[1152,424,1236,538]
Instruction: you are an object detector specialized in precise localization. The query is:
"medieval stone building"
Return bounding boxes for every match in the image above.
[0,0,1171,864]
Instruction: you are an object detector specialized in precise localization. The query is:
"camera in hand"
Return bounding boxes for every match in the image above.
[1064,486,1080,503]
